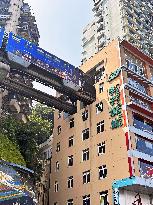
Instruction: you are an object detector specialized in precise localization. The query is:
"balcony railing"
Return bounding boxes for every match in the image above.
[130,96,151,110]
[136,137,153,156]
[128,78,147,94]
[133,119,153,134]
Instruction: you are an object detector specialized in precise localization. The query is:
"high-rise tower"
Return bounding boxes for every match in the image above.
[82,0,153,62]
[0,0,40,120]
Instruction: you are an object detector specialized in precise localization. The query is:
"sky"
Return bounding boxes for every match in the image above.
[24,0,93,95]
[25,0,94,67]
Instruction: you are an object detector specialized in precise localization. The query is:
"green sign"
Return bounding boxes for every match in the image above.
[109,84,123,129]
[108,68,121,82]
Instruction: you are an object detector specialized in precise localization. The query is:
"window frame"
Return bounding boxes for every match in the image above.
[99,165,107,180]
[82,148,89,161]
[68,155,74,167]
[82,128,90,141]
[97,120,104,134]
[67,176,73,188]
[83,170,90,184]
[69,136,74,147]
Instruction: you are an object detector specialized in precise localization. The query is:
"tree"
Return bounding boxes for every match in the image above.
[0,103,54,181]
[0,133,26,166]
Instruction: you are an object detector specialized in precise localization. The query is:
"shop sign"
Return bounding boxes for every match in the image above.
[109,84,123,129]
[113,188,120,205]
[108,68,121,82]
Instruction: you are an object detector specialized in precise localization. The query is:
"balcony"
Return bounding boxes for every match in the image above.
[133,119,153,134]
[127,96,153,117]
[128,78,147,93]
[136,137,153,156]
[124,78,153,103]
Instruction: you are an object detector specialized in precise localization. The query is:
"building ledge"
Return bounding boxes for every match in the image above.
[122,65,153,87]
[124,83,153,103]
[127,101,153,118]
[129,126,153,141]
[128,150,153,163]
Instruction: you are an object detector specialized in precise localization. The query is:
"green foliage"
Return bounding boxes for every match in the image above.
[0,133,26,166]
[0,103,54,181]
[28,103,54,144]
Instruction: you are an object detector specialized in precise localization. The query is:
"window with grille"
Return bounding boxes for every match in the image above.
[70,118,74,128]
[67,199,73,205]
[82,110,88,121]
[99,165,107,179]
[57,125,61,135]
[83,170,90,184]
[97,142,105,155]
[96,101,103,114]
[82,148,89,161]
[82,128,90,141]
[68,155,73,166]
[56,142,60,152]
[83,195,90,205]
[54,181,59,192]
[99,83,104,93]
[99,190,109,205]
[55,161,59,172]
[97,120,104,134]
[69,136,74,147]
[68,176,73,188]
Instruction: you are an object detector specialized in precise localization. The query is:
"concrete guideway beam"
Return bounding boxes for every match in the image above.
[1,78,77,114]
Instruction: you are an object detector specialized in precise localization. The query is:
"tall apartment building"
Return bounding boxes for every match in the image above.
[82,20,98,62]
[82,0,153,62]
[50,39,153,204]
[0,0,39,119]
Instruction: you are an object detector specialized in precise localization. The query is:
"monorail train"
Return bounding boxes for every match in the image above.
[0,27,83,90]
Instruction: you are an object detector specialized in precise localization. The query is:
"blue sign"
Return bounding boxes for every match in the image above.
[0,27,4,48]
[5,32,80,86]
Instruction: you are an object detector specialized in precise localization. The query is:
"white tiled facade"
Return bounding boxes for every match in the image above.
[82,0,153,61]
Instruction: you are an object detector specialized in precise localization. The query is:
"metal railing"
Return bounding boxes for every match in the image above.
[133,119,153,134]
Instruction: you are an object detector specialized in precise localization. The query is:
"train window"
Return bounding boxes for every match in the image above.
[37,48,45,55]
[12,35,21,43]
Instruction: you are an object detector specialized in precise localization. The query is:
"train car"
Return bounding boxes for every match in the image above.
[5,32,81,90]
[0,27,4,48]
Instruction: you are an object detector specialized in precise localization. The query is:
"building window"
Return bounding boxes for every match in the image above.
[83,195,90,205]
[82,128,89,141]
[99,83,104,93]
[67,199,73,205]
[100,191,109,205]
[83,170,90,184]
[69,136,74,147]
[99,165,107,179]
[56,142,60,152]
[96,102,103,114]
[97,142,105,155]
[70,118,74,128]
[82,148,89,161]
[68,176,73,188]
[57,125,61,135]
[68,155,73,166]
[55,161,59,172]
[82,110,88,121]
[97,120,104,134]
[54,181,59,192]
[58,111,62,119]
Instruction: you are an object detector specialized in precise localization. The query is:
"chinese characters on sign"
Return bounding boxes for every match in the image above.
[132,193,142,205]
[109,84,123,129]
